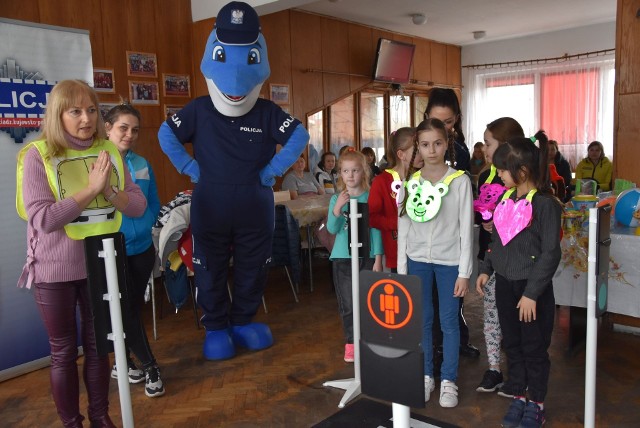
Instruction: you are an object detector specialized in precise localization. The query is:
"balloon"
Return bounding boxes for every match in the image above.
[614,188,640,227]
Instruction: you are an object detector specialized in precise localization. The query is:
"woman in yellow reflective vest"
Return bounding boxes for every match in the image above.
[16,80,146,428]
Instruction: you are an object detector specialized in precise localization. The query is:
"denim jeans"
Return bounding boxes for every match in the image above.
[407,258,460,382]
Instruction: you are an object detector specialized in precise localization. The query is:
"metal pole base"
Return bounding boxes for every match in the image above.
[323,378,361,408]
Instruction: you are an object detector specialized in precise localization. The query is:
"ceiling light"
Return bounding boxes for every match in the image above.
[473,31,486,40]
[411,14,427,26]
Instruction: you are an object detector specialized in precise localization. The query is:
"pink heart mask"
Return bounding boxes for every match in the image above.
[493,194,534,246]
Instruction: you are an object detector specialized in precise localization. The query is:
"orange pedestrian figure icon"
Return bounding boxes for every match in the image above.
[367,278,413,329]
[380,283,400,325]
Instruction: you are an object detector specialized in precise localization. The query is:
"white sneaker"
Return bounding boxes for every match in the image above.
[424,376,435,402]
[439,380,459,408]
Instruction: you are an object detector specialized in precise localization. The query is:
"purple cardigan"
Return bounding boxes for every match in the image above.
[19,137,146,286]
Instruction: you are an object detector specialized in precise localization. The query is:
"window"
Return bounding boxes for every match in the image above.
[307,89,429,165]
[389,94,411,131]
[329,95,355,156]
[360,92,385,163]
[307,110,323,171]
[465,55,615,168]
[414,95,428,125]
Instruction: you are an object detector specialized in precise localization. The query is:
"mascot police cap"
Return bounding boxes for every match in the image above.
[215,1,261,45]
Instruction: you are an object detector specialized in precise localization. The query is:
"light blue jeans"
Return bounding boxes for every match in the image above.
[408,258,460,382]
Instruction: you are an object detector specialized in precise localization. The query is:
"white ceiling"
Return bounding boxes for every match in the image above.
[191,0,617,46]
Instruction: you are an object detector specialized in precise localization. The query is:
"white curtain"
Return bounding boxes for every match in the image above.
[463,52,615,169]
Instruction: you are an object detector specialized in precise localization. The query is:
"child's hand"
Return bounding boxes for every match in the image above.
[517,296,537,322]
[476,273,489,296]
[332,190,350,217]
[482,219,494,233]
[372,257,383,272]
[453,277,469,297]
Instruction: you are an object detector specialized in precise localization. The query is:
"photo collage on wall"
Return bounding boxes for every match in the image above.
[94,51,190,120]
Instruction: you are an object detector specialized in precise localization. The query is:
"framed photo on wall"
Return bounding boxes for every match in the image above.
[162,74,191,97]
[128,80,160,105]
[269,83,289,105]
[126,51,158,78]
[164,104,184,120]
[93,68,115,93]
[99,102,118,120]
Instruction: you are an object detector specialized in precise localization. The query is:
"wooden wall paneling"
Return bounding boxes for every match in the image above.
[149,0,194,203]
[446,45,462,87]
[412,39,432,83]
[37,0,100,33]
[348,24,374,92]
[320,18,351,107]
[430,42,447,85]
[413,39,433,82]
[123,0,158,52]
[154,0,193,76]
[261,11,293,105]
[2,0,40,22]
[290,11,323,121]
[614,94,640,185]
[618,0,640,94]
[37,0,106,76]
[99,0,130,103]
[191,18,215,98]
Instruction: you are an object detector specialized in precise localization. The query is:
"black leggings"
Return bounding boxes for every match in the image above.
[124,244,157,369]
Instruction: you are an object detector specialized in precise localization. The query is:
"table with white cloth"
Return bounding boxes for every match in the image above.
[553,222,640,317]
[553,218,640,348]
[278,194,332,291]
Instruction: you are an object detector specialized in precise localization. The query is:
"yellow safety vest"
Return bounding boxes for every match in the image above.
[16,139,124,240]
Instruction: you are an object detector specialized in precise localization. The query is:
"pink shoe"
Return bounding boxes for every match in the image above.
[344,344,354,363]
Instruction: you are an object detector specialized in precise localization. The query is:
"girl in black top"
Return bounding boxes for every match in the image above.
[477,131,562,428]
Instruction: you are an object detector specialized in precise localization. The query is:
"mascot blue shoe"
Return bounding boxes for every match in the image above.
[203,329,236,360]
[232,323,273,350]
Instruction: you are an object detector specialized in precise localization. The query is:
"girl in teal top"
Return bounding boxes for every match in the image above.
[327,149,383,363]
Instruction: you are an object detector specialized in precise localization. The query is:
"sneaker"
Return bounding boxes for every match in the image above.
[476,369,504,392]
[111,360,144,384]
[144,366,165,398]
[344,344,354,363]
[424,376,435,402]
[439,380,459,408]
[501,398,526,428]
[459,343,481,358]
[519,401,546,428]
[497,380,517,398]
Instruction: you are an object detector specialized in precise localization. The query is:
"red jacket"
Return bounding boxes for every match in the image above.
[369,170,399,268]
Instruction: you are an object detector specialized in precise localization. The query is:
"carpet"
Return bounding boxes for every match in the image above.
[312,398,460,428]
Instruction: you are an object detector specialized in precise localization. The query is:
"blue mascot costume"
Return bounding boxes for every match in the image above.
[158,1,308,360]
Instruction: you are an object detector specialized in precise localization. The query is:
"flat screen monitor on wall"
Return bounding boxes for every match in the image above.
[372,38,415,84]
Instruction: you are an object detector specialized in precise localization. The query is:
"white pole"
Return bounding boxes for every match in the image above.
[323,198,363,407]
[350,198,362,384]
[391,403,410,428]
[101,238,134,428]
[584,208,598,428]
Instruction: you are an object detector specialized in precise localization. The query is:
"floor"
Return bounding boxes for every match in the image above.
[0,254,639,427]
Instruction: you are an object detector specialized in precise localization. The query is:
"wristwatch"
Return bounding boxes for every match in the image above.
[107,185,119,201]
